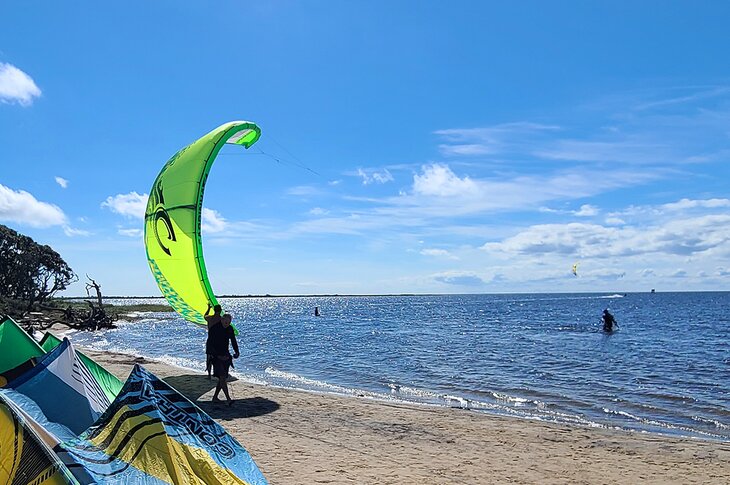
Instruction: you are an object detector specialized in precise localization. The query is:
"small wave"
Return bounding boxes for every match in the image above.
[691,415,730,430]
[600,294,625,299]
[600,407,726,439]
[264,367,370,397]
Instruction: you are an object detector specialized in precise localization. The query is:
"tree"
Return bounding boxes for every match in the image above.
[0,224,77,309]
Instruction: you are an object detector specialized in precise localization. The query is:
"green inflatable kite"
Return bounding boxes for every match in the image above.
[144,121,261,325]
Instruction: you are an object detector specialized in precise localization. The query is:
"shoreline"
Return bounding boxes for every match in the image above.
[63,319,727,444]
[81,346,730,484]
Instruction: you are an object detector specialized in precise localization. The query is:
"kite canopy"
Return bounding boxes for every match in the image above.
[57,364,268,484]
[5,338,110,435]
[0,392,77,485]
[144,121,261,325]
[39,332,123,402]
[0,315,45,385]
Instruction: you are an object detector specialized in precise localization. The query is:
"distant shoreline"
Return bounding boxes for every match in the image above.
[56,290,729,300]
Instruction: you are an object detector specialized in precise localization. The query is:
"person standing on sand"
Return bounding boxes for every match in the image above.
[209,313,239,405]
[204,304,223,379]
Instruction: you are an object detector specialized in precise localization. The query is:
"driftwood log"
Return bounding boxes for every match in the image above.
[17,276,116,332]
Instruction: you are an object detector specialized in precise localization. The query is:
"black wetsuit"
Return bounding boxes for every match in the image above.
[602,312,616,332]
[208,322,239,377]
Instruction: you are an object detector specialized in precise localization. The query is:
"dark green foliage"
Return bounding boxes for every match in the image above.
[0,224,77,310]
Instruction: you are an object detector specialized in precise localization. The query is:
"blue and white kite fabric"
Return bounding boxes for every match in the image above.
[6,338,110,435]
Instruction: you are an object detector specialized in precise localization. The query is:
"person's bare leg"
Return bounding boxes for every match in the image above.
[221,376,232,404]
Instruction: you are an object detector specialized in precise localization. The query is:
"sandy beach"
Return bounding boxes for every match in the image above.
[81,348,730,484]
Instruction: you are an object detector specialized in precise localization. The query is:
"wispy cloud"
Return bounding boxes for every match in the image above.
[633,86,730,111]
[420,248,459,260]
[54,176,69,189]
[0,63,41,106]
[0,184,66,227]
[352,168,394,185]
[436,87,730,173]
[432,271,486,286]
[435,122,559,157]
[539,203,600,217]
[291,163,658,236]
[287,185,323,197]
[118,228,143,238]
[63,226,91,237]
[308,207,329,216]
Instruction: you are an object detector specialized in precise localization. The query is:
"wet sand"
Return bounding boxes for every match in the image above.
[84,349,730,484]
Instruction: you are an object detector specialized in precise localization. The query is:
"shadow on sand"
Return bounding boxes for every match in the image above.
[163,373,280,420]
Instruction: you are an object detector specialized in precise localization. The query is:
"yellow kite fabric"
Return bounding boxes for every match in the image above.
[144,121,261,325]
[0,393,77,485]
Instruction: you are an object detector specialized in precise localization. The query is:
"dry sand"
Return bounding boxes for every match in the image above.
[84,349,730,484]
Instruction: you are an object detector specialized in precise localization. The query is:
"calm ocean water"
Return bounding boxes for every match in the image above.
[68,292,729,441]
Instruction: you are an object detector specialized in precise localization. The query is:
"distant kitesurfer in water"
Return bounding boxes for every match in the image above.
[209,313,239,406]
[602,309,617,333]
[204,304,222,379]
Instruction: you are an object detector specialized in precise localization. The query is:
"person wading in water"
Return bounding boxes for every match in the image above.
[602,309,617,333]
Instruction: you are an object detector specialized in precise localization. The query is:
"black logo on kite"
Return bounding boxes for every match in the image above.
[152,181,176,256]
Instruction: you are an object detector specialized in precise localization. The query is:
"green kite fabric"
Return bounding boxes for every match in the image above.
[0,316,45,379]
[144,121,261,325]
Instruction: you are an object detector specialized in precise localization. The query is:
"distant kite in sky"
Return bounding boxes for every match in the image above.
[571,262,579,277]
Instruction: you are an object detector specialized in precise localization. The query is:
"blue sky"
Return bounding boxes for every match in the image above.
[1,1,729,296]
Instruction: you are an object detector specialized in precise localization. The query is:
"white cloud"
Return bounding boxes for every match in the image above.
[438,144,494,156]
[605,217,625,225]
[118,228,143,238]
[287,185,322,197]
[432,271,486,286]
[0,184,66,227]
[63,226,91,237]
[538,204,600,217]
[420,248,459,260]
[670,269,688,278]
[412,164,478,197]
[201,208,226,233]
[0,63,41,106]
[355,168,394,185]
[101,192,148,218]
[573,204,599,217]
[483,215,730,259]
[55,176,69,189]
[309,207,329,216]
[661,198,730,212]
[291,164,658,237]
